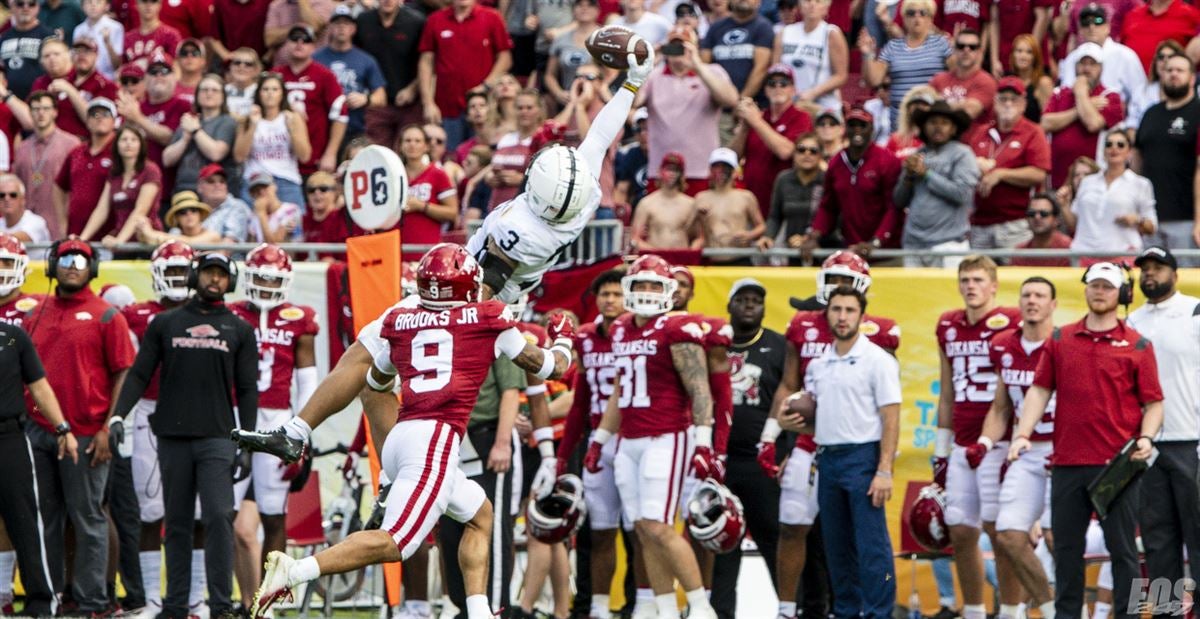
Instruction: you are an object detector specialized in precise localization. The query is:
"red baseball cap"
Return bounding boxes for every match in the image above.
[661,151,685,171]
[997,76,1027,96]
[118,63,145,79]
[198,163,227,181]
[846,107,874,125]
[57,238,94,259]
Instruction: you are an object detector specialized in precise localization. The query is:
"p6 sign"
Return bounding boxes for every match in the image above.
[343,145,408,231]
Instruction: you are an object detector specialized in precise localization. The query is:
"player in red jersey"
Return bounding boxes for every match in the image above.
[246,243,574,619]
[757,250,898,619]
[228,244,320,598]
[932,255,1022,619]
[0,233,43,327]
[972,277,1058,619]
[584,255,719,619]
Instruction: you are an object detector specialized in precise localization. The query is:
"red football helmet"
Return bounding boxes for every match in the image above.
[526,474,587,544]
[244,243,294,308]
[0,232,28,296]
[401,261,418,299]
[417,243,482,309]
[685,479,746,554]
[622,254,677,317]
[908,484,951,552]
[817,250,872,303]
[150,240,195,302]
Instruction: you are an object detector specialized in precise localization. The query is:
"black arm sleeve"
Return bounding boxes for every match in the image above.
[16,327,45,385]
[234,321,259,431]
[113,314,163,420]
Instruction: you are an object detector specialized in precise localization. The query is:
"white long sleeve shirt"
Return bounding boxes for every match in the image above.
[1127,292,1200,441]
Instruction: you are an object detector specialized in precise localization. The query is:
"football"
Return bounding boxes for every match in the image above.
[784,390,816,433]
[585,26,650,70]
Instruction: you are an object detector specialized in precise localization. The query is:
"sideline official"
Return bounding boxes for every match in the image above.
[112,253,259,619]
[1012,262,1163,619]
[1126,246,1200,605]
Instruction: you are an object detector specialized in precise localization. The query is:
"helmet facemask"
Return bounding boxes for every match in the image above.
[0,254,28,296]
[622,273,677,317]
[244,267,292,309]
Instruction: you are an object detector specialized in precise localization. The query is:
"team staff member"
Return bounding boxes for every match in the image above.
[1126,246,1200,607]
[110,252,259,619]
[0,319,77,617]
[711,278,786,619]
[24,237,135,616]
[1011,261,1164,619]
[806,285,901,619]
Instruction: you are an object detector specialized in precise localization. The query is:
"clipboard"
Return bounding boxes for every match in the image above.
[1087,438,1157,520]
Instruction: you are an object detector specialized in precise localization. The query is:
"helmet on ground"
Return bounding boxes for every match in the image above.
[526,474,587,544]
[908,484,951,552]
[685,479,746,554]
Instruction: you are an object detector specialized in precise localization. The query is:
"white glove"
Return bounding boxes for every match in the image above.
[109,416,134,459]
[625,46,656,89]
[531,456,558,499]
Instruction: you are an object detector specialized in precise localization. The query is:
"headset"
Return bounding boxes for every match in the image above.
[187,253,239,292]
[44,239,100,280]
[1081,261,1134,307]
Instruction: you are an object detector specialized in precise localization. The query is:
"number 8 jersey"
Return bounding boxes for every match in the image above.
[936,306,1021,446]
[610,312,706,439]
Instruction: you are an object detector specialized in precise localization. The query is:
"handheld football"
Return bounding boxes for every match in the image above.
[585,25,650,70]
[784,390,816,434]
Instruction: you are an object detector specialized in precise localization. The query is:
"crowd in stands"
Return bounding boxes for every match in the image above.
[0,0,1196,266]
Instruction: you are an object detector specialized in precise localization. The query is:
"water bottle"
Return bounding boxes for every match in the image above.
[909,592,922,619]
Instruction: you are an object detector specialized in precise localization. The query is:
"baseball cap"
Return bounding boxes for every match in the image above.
[1075,42,1104,64]
[815,108,843,124]
[728,277,766,302]
[709,147,739,169]
[846,107,874,125]
[248,172,275,189]
[1134,245,1178,271]
[87,97,118,117]
[1083,262,1125,288]
[148,50,174,70]
[1078,3,1107,23]
[765,63,795,83]
[57,238,95,259]
[675,2,697,18]
[176,38,205,55]
[331,4,356,21]
[997,76,1027,96]
[118,63,145,80]
[289,24,317,41]
[194,252,235,276]
[72,37,98,51]
[661,151,685,171]
[198,163,227,181]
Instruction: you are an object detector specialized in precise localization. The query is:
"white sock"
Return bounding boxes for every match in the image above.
[1000,603,1021,619]
[686,588,710,610]
[190,550,206,607]
[964,603,988,619]
[940,596,957,609]
[404,599,431,616]
[778,601,797,617]
[1092,601,1112,619]
[0,550,14,600]
[1040,600,1057,619]
[656,592,680,618]
[637,587,654,603]
[284,417,312,441]
[592,593,610,616]
[288,556,321,586]
[140,551,162,608]
[465,594,492,619]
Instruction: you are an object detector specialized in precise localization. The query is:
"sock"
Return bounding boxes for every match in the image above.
[1040,601,1057,619]
[637,588,654,603]
[1000,603,1021,619]
[656,593,680,618]
[778,601,797,618]
[189,550,206,608]
[140,551,162,608]
[0,550,14,602]
[686,588,710,610]
[592,593,610,616]
[284,417,312,441]
[940,596,957,609]
[964,604,988,619]
[404,599,431,616]
[1092,601,1112,619]
[288,556,321,586]
[464,594,491,619]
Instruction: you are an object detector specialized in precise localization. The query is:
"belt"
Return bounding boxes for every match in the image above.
[0,417,22,435]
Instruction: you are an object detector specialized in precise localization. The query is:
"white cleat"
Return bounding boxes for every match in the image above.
[251,551,295,619]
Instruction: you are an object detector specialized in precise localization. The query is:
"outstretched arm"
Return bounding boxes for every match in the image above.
[579,48,656,173]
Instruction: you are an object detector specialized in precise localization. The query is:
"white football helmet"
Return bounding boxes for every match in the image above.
[244,243,294,309]
[525,144,593,225]
[621,254,677,317]
[0,233,28,296]
[150,240,195,302]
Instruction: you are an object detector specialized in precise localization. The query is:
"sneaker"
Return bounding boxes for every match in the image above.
[231,428,306,464]
[931,607,959,619]
[251,552,295,619]
[364,482,392,530]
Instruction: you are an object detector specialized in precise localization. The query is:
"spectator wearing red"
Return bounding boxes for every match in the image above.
[123,0,182,68]
[264,0,335,51]
[1011,193,1073,266]
[1121,0,1200,74]
[964,77,1050,249]
[14,91,81,240]
[637,26,739,196]
[34,38,118,139]
[174,38,207,102]
[54,98,117,237]
[395,125,458,261]
[211,0,271,58]
[1041,44,1123,188]
[301,170,356,260]
[935,0,991,34]
[117,51,189,172]
[805,108,903,256]
[988,0,1051,75]
[729,64,811,219]
[158,0,211,42]
[276,24,349,175]
[418,0,513,151]
[79,125,162,248]
[930,28,996,129]
[29,40,78,136]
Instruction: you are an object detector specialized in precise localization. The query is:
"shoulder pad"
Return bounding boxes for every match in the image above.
[101,306,119,324]
[1135,337,1150,351]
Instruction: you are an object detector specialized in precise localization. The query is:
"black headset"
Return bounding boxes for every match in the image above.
[187,253,239,291]
[1081,262,1134,306]
[45,239,100,280]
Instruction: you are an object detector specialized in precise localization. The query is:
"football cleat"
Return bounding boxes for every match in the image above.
[251,551,295,619]
[364,482,392,530]
[231,427,307,464]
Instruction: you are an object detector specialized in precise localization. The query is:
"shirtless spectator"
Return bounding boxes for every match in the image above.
[696,147,764,265]
[630,152,704,251]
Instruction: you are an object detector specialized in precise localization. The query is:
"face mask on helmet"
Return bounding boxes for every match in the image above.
[622,273,676,317]
[244,269,292,308]
[526,145,594,226]
[0,254,28,296]
[526,474,588,544]
[152,263,191,301]
[817,266,871,303]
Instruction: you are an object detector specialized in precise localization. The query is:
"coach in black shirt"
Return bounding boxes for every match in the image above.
[112,253,258,619]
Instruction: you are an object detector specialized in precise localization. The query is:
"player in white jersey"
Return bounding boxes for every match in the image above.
[466,49,655,303]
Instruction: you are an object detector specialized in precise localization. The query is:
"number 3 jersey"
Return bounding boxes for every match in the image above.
[230,301,320,410]
[988,329,1055,442]
[936,306,1021,446]
[610,312,706,439]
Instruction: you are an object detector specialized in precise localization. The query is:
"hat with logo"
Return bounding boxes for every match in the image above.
[1083,262,1126,287]
[1134,245,1178,271]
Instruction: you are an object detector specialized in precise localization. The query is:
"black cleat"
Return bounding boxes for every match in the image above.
[231,427,307,464]
[364,481,392,530]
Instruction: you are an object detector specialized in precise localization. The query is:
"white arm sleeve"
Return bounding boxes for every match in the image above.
[495,326,530,360]
[578,86,635,176]
[296,366,318,410]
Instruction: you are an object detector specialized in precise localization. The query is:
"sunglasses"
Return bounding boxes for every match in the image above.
[177,207,202,216]
[766,79,792,88]
[289,33,315,43]
[0,192,19,199]
[956,42,981,51]
[87,108,113,118]
[306,185,335,194]
[11,0,36,7]
[1080,15,1106,26]
[178,48,203,58]
[904,8,929,17]
[575,74,599,81]
[1157,53,1177,61]
[1104,140,1129,148]
[57,254,90,271]
[231,59,257,67]
[1026,209,1053,218]
[816,119,840,127]
[795,145,820,154]
[148,66,172,76]
[120,76,143,85]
